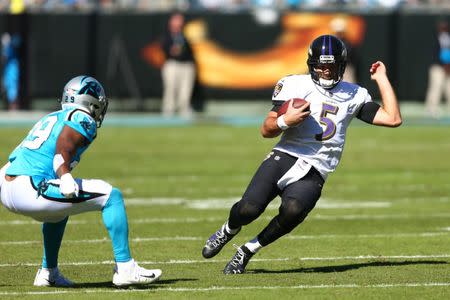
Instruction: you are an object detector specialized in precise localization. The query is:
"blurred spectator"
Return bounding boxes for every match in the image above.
[1,32,21,110]
[9,0,25,14]
[425,20,450,118]
[197,0,223,10]
[2,0,448,12]
[330,17,357,83]
[285,0,302,9]
[161,13,196,117]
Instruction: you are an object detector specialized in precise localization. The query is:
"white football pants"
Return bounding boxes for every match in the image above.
[0,163,112,223]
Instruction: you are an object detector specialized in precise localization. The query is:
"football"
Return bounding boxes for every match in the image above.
[277,98,309,117]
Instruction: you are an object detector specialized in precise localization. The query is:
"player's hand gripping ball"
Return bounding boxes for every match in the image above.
[277,98,310,117]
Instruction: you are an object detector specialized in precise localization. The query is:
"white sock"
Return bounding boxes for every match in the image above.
[225,221,240,235]
[244,238,262,253]
[116,259,134,273]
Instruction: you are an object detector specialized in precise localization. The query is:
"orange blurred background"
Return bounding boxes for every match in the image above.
[142,13,365,90]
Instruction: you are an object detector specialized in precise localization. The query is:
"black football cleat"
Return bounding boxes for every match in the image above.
[202,223,240,259]
[223,245,254,274]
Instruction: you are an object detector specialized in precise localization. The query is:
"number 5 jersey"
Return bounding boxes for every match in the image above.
[272,74,373,181]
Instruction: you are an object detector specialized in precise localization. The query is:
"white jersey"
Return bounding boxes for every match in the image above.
[272,74,372,180]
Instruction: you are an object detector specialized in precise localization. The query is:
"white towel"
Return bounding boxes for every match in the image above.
[277,158,312,190]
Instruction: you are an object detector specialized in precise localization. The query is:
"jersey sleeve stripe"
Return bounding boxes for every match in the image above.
[67,109,91,121]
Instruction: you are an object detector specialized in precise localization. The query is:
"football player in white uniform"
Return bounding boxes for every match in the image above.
[0,76,162,287]
[202,35,402,274]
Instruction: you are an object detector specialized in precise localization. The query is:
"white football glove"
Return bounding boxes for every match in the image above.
[60,173,79,198]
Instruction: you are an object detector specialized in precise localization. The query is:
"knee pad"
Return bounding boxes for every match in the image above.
[229,200,265,227]
[239,201,264,221]
[279,199,309,231]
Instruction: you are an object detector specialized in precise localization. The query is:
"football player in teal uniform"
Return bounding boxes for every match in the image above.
[0,76,162,287]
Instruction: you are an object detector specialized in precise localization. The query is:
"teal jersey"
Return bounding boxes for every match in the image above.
[6,108,97,180]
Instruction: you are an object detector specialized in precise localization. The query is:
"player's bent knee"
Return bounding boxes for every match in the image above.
[283,200,305,216]
[238,201,264,222]
[279,200,310,229]
[110,187,122,198]
[109,187,123,202]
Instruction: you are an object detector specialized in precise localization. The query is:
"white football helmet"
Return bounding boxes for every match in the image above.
[60,75,108,127]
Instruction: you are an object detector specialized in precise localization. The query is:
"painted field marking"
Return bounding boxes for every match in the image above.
[0,254,448,268]
[0,282,449,296]
[1,231,448,246]
[124,198,392,209]
[2,213,449,226]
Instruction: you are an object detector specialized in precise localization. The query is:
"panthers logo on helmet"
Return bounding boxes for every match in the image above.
[61,75,108,128]
[78,80,102,99]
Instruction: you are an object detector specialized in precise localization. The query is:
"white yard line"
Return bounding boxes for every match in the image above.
[0,254,448,268]
[1,231,448,246]
[123,198,392,209]
[0,220,89,225]
[0,282,449,296]
[2,213,449,226]
[312,213,450,220]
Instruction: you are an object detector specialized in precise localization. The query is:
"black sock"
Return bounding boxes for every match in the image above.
[257,216,290,246]
[240,245,254,256]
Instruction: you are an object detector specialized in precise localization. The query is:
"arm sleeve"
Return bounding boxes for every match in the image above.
[356,102,381,124]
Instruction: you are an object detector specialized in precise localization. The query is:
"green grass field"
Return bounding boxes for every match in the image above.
[0,122,449,299]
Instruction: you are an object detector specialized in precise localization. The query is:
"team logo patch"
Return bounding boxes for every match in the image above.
[272,82,283,98]
[80,119,93,131]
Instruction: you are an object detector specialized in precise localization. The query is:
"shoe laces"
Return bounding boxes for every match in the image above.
[209,227,229,247]
[131,262,146,280]
[230,244,246,268]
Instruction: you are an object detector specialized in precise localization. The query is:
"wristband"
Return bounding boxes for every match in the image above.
[60,173,75,182]
[276,116,290,131]
[53,154,65,174]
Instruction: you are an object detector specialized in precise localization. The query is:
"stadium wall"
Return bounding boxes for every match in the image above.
[1,10,449,109]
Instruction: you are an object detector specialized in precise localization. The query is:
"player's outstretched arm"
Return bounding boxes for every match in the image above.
[370,61,402,127]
